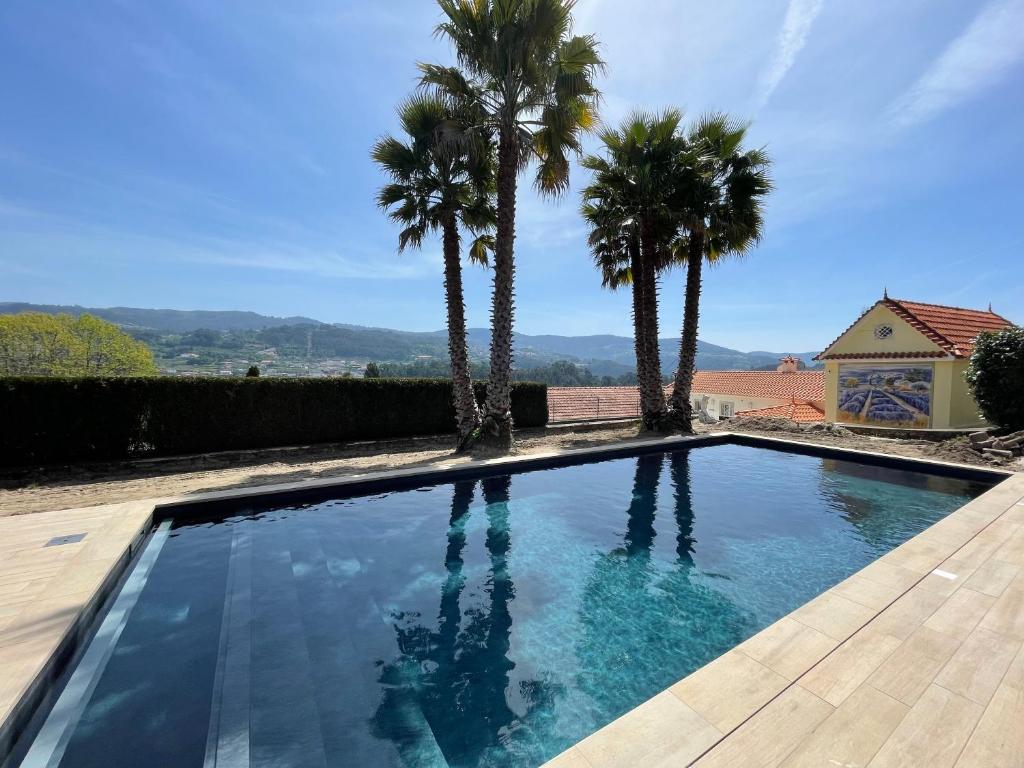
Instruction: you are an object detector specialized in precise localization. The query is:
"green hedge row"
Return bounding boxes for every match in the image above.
[0,377,548,466]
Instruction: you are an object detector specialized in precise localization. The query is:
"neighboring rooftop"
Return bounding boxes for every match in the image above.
[735,399,826,423]
[547,370,826,423]
[690,370,825,402]
[817,296,1015,361]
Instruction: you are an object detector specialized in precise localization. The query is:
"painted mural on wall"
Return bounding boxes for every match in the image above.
[836,364,932,428]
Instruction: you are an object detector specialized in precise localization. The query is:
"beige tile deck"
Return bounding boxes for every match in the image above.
[544,463,1024,768]
[0,433,1021,768]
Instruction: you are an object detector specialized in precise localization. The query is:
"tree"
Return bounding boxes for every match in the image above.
[372,94,496,449]
[422,0,603,450]
[246,365,260,377]
[966,327,1024,431]
[581,111,684,430]
[667,115,772,430]
[363,361,381,379]
[0,313,158,377]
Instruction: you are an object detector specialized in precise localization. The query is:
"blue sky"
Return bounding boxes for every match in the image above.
[1,0,1022,352]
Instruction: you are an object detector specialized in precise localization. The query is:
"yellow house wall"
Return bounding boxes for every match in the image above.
[823,304,945,358]
[822,347,986,429]
[932,362,953,428]
[948,360,988,428]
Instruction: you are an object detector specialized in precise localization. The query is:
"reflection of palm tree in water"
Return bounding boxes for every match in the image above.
[670,452,696,563]
[575,451,751,722]
[372,477,551,767]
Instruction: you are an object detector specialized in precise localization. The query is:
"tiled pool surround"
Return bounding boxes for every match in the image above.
[0,433,1016,768]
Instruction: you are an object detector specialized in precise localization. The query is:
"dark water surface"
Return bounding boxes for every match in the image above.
[14,444,991,768]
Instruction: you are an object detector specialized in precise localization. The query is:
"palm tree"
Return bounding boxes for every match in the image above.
[580,196,652,420]
[422,0,603,450]
[372,94,496,450]
[667,114,772,430]
[581,110,684,430]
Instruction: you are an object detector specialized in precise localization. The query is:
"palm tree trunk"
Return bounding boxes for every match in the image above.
[669,231,704,432]
[628,238,650,401]
[442,215,481,450]
[477,131,518,451]
[638,223,667,430]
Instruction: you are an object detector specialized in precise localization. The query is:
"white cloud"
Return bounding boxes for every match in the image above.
[757,0,825,107]
[888,0,1024,130]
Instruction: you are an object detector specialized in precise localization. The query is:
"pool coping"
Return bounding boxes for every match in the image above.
[0,432,1016,765]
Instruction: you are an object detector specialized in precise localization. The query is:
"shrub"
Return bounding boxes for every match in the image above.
[0,313,157,376]
[246,365,260,377]
[0,376,547,466]
[965,327,1024,431]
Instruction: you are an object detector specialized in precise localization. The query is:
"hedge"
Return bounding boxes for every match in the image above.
[0,377,548,466]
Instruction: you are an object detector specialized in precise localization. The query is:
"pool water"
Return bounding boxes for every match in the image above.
[13,444,992,768]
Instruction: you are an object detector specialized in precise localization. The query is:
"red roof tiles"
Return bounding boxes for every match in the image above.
[885,299,1014,357]
[736,400,825,423]
[547,386,641,422]
[817,298,1015,360]
[547,370,826,423]
[690,370,824,401]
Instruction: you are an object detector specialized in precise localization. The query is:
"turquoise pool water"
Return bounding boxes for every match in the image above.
[12,443,991,768]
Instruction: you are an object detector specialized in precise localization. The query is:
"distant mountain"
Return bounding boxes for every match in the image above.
[0,303,321,333]
[1,302,818,372]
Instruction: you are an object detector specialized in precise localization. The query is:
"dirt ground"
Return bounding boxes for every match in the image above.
[1,419,1017,517]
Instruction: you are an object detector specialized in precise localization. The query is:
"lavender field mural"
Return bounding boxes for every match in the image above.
[837,364,932,428]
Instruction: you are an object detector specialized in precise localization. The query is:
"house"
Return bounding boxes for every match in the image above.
[815,294,1015,429]
[690,359,825,422]
[546,361,826,423]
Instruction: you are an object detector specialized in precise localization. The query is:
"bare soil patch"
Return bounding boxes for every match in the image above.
[0,425,641,516]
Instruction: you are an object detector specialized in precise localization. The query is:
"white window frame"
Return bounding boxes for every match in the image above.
[719,401,734,417]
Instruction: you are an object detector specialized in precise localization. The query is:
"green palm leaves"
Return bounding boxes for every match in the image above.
[372,95,496,262]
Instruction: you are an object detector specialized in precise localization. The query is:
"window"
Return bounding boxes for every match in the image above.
[874,324,894,340]
[719,402,734,417]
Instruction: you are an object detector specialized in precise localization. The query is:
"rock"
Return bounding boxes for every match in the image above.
[1003,436,1024,448]
[1002,429,1024,441]
[991,440,1009,450]
[973,438,996,450]
[969,431,990,444]
[982,448,1014,458]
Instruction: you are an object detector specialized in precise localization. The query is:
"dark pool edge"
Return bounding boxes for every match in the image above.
[154,431,1010,523]
[727,433,1010,483]
[152,433,735,521]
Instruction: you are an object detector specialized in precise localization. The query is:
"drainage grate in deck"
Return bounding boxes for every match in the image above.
[44,533,87,547]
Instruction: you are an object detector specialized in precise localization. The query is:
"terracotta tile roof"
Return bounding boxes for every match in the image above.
[690,370,825,402]
[548,386,641,422]
[885,299,1014,357]
[736,400,825,423]
[817,297,1015,360]
[547,370,826,423]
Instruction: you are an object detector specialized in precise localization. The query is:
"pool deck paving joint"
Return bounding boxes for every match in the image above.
[0,431,1019,767]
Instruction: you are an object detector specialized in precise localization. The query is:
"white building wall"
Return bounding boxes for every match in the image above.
[689,391,790,420]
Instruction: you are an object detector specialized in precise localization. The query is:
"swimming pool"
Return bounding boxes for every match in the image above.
[9,442,994,768]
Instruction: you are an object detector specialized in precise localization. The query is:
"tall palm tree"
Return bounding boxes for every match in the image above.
[372,94,496,450]
[668,115,772,430]
[581,110,683,430]
[422,0,603,450]
[580,196,652,414]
